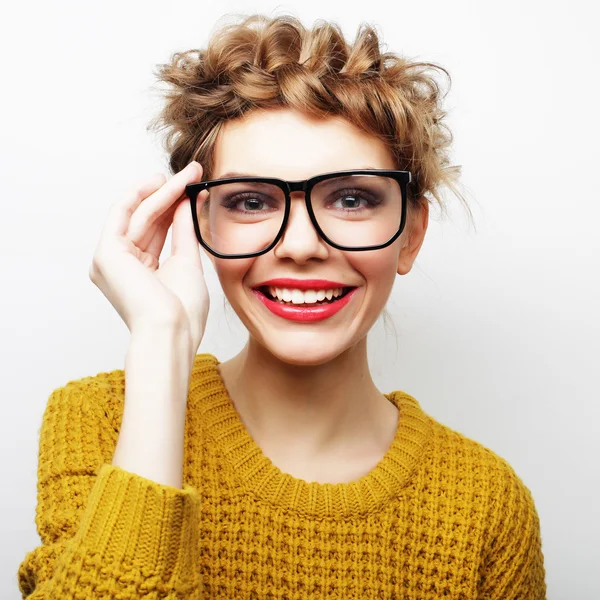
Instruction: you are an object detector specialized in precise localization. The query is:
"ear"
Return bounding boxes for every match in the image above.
[397,200,429,276]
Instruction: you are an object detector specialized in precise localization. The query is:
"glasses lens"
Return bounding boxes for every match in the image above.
[311,174,404,248]
[197,181,285,256]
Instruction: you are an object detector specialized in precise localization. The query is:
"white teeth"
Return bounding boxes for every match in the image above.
[266,286,346,304]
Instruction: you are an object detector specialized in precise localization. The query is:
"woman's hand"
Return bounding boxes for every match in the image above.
[89,161,209,354]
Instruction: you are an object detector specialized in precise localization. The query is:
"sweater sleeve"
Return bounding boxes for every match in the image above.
[17,378,204,599]
[477,462,547,599]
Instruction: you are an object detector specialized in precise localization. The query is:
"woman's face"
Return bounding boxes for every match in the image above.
[206,107,428,366]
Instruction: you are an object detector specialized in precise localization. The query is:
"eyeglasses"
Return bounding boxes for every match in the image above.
[185,169,411,259]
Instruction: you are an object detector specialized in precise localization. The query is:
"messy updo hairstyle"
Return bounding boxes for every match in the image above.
[147,13,472,223]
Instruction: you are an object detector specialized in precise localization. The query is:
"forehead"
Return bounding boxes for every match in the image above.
[211,107,396,179]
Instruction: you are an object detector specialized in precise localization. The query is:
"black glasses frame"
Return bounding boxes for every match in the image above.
[185,168,411,259]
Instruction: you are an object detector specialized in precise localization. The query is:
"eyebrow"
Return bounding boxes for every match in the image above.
[214,166,380,180]
[216,171,257,180]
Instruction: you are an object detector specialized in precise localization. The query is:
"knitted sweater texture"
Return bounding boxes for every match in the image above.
[18,353,546,599]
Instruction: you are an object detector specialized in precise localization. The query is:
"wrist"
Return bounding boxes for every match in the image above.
[126,326,195,404]
[129,323,195,360]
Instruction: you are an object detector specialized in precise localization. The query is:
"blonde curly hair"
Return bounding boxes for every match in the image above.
[147,13,471,222]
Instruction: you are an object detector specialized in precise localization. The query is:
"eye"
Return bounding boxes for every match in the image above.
[329,188,377,210]
[335,195,366,209]
[237,197,265,211]
[221,192,273,212]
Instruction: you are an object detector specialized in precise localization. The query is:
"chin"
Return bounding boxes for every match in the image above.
[262,348,346,368]
[254,331,355,367]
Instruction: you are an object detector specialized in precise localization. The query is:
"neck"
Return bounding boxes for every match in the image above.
[218,337,399,469]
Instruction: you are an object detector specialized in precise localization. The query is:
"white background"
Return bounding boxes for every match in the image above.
[1,1,598,598]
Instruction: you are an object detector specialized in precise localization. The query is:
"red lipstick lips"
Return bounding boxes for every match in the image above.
[252,278,358,323]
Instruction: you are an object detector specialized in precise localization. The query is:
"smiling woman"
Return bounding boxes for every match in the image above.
[18,12,546,600]
[188,108,419,366]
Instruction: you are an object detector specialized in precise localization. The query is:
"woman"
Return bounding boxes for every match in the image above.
[18,14,546,599]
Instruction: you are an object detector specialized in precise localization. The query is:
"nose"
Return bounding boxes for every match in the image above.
[273,191,329,263]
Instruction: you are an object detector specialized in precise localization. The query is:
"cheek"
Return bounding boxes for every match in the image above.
[213,258,254,298]
[349,248,399,294]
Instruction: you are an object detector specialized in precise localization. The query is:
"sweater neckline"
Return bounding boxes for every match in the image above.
[190,353,433,518]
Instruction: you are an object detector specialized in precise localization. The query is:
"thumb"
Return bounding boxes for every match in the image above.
[171,197,203,270]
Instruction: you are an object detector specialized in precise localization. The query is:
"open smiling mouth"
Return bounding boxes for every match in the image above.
[259,286,354,305]
[251,286,359,322]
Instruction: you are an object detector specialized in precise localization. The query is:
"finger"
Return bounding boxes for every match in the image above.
[171,197,203,270]
[144,208,172,261]
[102,173,166,240]
[138,249,159,271]
[137,199,178,254]
[145,189,205,263]
[126,161,203,245]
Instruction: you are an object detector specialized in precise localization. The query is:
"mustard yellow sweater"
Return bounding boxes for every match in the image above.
[18,353,546,599]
